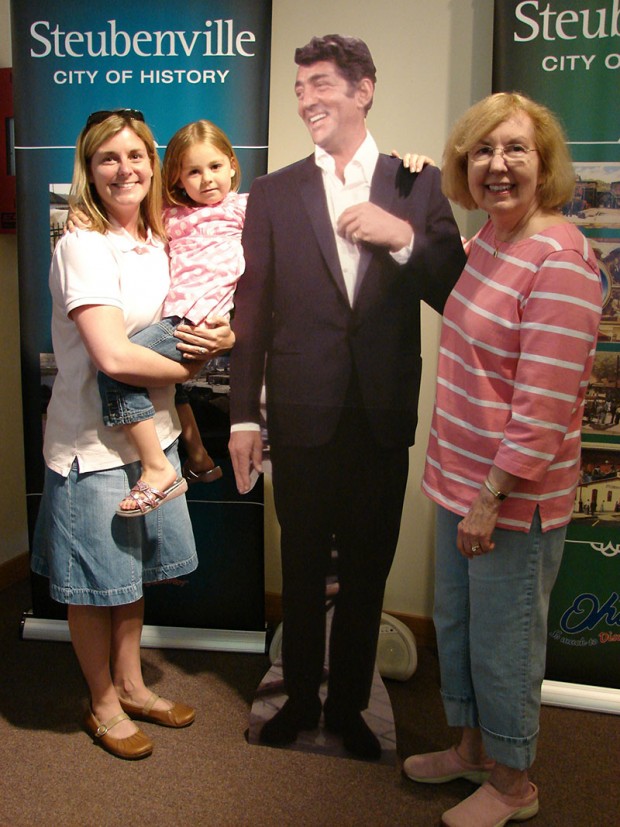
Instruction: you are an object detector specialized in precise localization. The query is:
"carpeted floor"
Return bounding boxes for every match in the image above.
[1,578,618,826]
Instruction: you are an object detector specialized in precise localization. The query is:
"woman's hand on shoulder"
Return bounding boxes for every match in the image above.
[175,316,235,359]
[390,150,437,173]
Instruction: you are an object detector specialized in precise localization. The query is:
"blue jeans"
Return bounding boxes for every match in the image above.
[98,316,188,426]
[433,504,566,770]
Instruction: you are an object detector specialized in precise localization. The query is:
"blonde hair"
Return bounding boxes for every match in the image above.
[442,92,576,212]
[69,113,165,240]
[162,119,240,208]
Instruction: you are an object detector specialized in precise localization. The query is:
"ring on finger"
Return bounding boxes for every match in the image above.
[198,346,206,355]
[471,544,481,553]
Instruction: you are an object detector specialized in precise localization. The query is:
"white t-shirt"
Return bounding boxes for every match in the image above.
[44,226,180,476]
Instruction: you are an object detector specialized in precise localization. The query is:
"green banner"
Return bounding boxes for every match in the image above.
[494,0,620,691]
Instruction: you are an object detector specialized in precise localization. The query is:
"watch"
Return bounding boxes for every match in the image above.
[484,477,508,501]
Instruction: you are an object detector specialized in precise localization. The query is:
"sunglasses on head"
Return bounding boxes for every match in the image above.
[85,108,145,130]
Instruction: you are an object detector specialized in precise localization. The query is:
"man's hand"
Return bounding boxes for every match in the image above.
[229,430,263,494]
[337,202,413,252]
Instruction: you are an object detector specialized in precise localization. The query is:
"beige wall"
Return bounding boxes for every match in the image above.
[0,0,494,615]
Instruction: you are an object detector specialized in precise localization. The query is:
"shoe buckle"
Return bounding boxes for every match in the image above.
[95,724,108,737]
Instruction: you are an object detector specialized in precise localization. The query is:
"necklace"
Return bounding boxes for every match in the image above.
[492,206,540,257]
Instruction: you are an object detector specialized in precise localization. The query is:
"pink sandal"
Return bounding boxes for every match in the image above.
[116,476,188,518]
[182,459,223,484]
[441,781,539,827]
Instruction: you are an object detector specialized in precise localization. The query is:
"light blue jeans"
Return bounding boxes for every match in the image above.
[433,505,566,769]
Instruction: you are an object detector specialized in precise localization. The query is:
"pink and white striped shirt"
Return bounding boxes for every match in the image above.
[162,191,247,325]
[422,219,602,532]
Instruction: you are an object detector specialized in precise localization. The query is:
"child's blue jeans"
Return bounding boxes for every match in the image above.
[98,316,189,426]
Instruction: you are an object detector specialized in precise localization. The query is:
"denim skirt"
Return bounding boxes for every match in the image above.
[31,442,198,607]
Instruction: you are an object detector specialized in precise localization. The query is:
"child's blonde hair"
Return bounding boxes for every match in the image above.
[163,119,240,207]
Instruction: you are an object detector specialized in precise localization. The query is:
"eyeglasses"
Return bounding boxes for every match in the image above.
[468,144,537,165]
[85,108,145,130]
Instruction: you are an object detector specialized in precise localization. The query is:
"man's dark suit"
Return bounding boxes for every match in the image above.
[230,153,465,713]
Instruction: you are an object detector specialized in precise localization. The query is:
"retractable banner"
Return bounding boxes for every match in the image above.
[493,1,620,695]
[12,0,272,645]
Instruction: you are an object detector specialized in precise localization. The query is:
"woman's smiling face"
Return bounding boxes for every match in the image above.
[467,112,542,232]
[89,127,153,223]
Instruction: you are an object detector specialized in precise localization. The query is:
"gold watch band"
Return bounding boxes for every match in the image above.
[484,477,508,501]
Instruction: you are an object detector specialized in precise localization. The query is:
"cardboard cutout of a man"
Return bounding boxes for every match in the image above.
[229,34,466,760]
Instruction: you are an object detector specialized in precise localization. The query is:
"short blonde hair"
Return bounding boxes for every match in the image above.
[162,119,240,208]
[442,92,575,212]
[69,112,165,240]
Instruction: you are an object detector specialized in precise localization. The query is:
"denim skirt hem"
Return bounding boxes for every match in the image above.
[31,442,198,607]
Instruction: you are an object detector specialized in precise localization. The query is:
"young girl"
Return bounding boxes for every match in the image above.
[98,119,248,516]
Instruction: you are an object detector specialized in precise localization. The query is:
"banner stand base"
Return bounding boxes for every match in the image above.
[20,612,267,654]
[19,614,618,708]
[541,678,620,715]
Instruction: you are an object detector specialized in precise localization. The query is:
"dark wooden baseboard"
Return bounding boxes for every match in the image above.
[0,552,29,593]
[265,591,436,649]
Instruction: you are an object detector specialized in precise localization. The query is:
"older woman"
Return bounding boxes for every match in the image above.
[403,93,601,826]
[31,110,233,759]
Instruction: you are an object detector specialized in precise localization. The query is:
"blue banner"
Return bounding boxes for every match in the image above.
[12,0,272,637]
